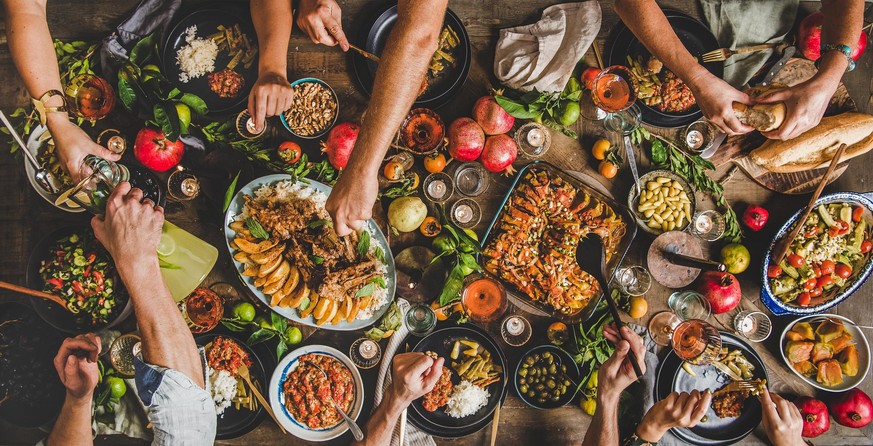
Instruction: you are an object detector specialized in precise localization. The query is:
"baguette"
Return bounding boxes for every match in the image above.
[732,84,787,132]
[749,112,873,173]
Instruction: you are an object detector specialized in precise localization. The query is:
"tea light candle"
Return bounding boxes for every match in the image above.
[426,179,447,200]
[526,127,545,147]
[694,213,713,233]
[454,203,474,224]
[358,339,378,360]
[504,316,524,336]
[686,130,704,150]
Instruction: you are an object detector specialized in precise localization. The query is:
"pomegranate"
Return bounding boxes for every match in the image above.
[472,95,514,135]
[798,11,867,61]
[794,397,830,438]
[133,127,184,172]
[829,388,873,428]
[320,122,360,170]
[742,204,769,231]
[447,117,485,162]
[481,134,517,175]
[695,271,741,314]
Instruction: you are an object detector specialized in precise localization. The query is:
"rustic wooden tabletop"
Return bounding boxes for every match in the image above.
[1,1,872,445]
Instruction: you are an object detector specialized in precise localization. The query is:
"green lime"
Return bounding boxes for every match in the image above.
[254,316,272,330]
[233,302,256,322]
[559,101,581,126]
[285,326,303,345]
[107,377,127,399]
[175,103,191,128]
[156,233,175,257]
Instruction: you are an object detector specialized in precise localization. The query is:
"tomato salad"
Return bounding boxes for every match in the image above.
[282,353,354,429]
[39,231,121,325]
[768,203,873,307]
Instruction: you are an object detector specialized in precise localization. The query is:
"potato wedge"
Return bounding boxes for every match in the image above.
[299,294,318,319]
[230,240,240,250]
[330,306,343,325]
[254,276,268,287]
[313,296,332,320]
[281,267,301,296]
[316,300,337,326]
[346,298,361,322]
[251,245,284,265]
[233,251,251,263]
[229,220,247,233]
[266,261,290,285]
[263,273,288,295]
[284,281,309,308]
[270,289,286,307]
[242,264,259,277]
[235,238,279,254]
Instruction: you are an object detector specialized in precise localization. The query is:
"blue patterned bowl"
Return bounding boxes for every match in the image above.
[761,191,873,316]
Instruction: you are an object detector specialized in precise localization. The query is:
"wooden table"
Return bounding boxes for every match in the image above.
[1,1,872,445]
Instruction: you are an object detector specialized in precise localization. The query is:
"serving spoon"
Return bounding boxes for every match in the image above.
[303,359,365,441]
[0,110,62,194]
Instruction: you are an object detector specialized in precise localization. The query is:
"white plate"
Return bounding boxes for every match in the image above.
[268,345,364,441]
[223,174,396,331]
[23,125,83,213]
[779,314,871,392]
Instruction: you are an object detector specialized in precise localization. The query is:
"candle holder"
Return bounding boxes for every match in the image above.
[500,314,532,347]
[450,198,482,229]
[453,162,489,197]
[688,210,726,241]
[349,337,382,369]
[96,129,128,155]
[422,171,455,204]
[235,110,266,139]
[733,311,772,342]
[167,166,201,202]
[514,122,552,159]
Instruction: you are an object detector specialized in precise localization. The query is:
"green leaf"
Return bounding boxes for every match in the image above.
[370,276,387,288]
[117,76,137,111]
[223,171,241,212]
[365,327,385,341]
[307,219,332,229]
[152,104,178,141]
[130,33,155,65]
[179,93,209,116]
[271,312,288,333]
[167,88,181,99]
[438,266,466,306]
[276,340,289,361]
[221,319,248,332]
[355,283,375,298]
[245,217,270,240]
[459,253,480,271]
[494,95,541,119]
[247,328,276,346]
[373,246,385,263]
[310,255,325,265]
[356,230,371,258]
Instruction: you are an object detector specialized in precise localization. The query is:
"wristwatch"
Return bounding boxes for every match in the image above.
[816,44,855,72]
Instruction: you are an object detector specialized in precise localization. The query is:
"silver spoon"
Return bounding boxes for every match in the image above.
[303,359,365,441]
[0,110,62,194]
[807,316,873,331]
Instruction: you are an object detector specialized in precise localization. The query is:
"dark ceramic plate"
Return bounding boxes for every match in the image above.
[160,2,258,116]
[655,332,768,445]
[196,332,267,440]
[513,344,581,409]
[351,2,470,109]
[407,325,507,438]
[26,226,132,334]
[606,10,723,128]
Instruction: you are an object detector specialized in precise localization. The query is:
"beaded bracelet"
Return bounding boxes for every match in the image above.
[816,43,855,72]
[622,433,657,446]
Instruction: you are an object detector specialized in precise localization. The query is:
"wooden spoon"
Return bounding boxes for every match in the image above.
[237,363,287,435]
[0,280,69,310]
[770,143,848,264]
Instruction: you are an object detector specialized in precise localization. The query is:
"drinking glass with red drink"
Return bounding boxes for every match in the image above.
[591,66,638,113]
[64,74,116,120]
[461,275,508,324]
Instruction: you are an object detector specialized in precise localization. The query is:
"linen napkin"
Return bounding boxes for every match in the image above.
[699,0,798,87]
[494,2,602,93]
[638,330,683,446]
[372,298,435,446]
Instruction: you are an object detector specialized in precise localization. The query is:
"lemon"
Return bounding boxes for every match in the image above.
[156,233,176,257]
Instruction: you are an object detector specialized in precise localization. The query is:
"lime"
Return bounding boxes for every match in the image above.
[175,103,192,129]
[285,326,303,345]
[107,376,127,399]
[233,302,256,322]
[156,233,175,257]
[559,101,581,126]
[254,316,272,330]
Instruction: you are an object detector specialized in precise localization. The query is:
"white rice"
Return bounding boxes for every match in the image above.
[208,366,238,415]
[176,26,218,83]
[445,380,489,418]
[241,180,390,320]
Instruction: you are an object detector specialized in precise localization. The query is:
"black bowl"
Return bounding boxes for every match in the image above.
[26,226,132,334]
[514,344,581,409]
[351,2,471,109]
[196,332,268,440]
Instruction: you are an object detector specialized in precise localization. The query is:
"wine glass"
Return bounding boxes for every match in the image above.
[64,73,116,120]
[648,312,722,365]
[591,66,639,113]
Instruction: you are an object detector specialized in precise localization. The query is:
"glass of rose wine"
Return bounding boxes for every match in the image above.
[648,312,722,365]
[64,74,116,120]
[591,66,638,113]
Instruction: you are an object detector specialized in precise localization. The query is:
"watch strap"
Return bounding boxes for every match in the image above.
[31,90,68,125]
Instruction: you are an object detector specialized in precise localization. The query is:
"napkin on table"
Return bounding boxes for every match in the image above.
[494,2,602,93]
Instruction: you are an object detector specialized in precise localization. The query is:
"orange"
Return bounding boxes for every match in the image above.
[628,296,648,318]
[383,161,405,181]
[424,152,447,173]
[591,139,610,160]
[431,301,449,321]
[598,160,618,179]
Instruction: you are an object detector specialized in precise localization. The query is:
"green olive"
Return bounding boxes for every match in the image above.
[563,379,571,387]
[549,364,558,374]
[550,395,560,402]
[520,384,529,394]
[537,398,547,405]
[535,384,545,392]
[547,379,556,389]
[518,377,526,385]
[540,367,548,376]
[527,390,536,398]
[532,354,541,362]
[519,368,528,377]
[561,364,567,373]
[525,356,535,366]
[542,352,552,360]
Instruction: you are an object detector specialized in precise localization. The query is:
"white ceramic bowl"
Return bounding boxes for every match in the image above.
[23,125,83,213]
[779,314,870,392]
[269,345,364,441]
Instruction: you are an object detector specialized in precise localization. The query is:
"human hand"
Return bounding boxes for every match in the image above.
[47,117,120,183]
[53,333,101,401]
[686,72,755,135]
[296,0,349,51]
[760,390,806,446]
[91,181,164,273]
[636,390,712,442]
[247,72,293,132]
[597,324,646,404]
[757,79,837,141]
[325,170,378,236]
[389,352,445,406]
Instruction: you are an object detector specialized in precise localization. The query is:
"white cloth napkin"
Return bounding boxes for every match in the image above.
[372,299,435,446]
[494,2,602,93]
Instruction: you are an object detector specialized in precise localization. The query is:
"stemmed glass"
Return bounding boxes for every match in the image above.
[648,313,722,365]
[594,66,643,193]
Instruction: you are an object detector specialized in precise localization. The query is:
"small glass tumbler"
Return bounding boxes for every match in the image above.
[422,171,455,204]
[683,120,718,154]
[733,311,772,342]
[668,290,712,321]
[349,337,382,370]
[689,210,726,241]
[500,314,532,347]
[450,198,482,229]
[454,162,489,197]
[404,303,437,337]
[167,166,201,202]
[615,265,652,296]
[514,122,552,159]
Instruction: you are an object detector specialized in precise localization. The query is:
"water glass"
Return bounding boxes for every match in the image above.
[683,119,718,154]
[450,198,482,229]
[454,162,489,197]
[688,210,726,241]
[733,311,772,342]
[668,290,712,321]
[404,303,437,337]
[514,122,551,159]
[615,265,652,296]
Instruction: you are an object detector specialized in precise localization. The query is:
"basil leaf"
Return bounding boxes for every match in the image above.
[271,312,287,333]
[650,140,668,165]
[356,230,371,258]
[307,219,332,229]
[223,171,240,213]
[370,276,387,288]
[246,217,270,240]
[438,266,465,306]
[373,246,385,263]
[355,283,375,298]
[247,328,276,346]
[310,255,325,265]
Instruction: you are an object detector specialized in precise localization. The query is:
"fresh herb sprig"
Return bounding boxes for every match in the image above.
[222,311,299,361]
[432,215,483,306]
[572,302,616,391]
[633,128,743,242]
[245,217,270,240]
[494,82,583,138]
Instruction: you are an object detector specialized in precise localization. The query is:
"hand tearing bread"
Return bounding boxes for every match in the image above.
[732,84,787,132]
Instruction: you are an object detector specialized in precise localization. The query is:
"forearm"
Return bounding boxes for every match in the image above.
[812,0,865,88]
[47,394,93,446]
[251,0,293,76]
[351,392,408,446]
[118,260,204,388]
[613,0,709,86]
[343,0,445,179]
[582,394,621,446]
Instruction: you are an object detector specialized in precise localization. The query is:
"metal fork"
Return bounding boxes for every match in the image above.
[700,43,780,63]
[303,360,365,441]
[807,316,873,331]
[711,379,761,396]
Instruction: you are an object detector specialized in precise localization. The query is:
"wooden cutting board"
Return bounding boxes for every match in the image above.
[708,58,857,194]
